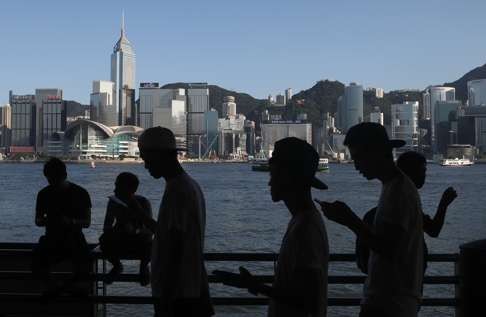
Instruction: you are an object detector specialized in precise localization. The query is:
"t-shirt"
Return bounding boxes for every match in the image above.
[36,181,92,237]
[362,171,424,317]
[356,208,429,275]
[268,209,329,317]
[151,172,209,300]
[103,195,152,235]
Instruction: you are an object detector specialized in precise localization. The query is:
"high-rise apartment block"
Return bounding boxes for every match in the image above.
[285,88,293,104]
[275,94,286,106]
[369,106,384,125]
[467,79,486,107]
[391,101,419,150]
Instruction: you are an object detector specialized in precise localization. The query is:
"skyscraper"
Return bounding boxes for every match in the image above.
[337,83,363,132]
[423,86,455,120]
[35,88,63,152]
[467,79,486,107]
[9,91,36,149]
[344,83,363,131]
[0,104,12,148]
[90,80,117,126]
[111,13,136,126]
[423,86,455,152]
[186,83,209,158]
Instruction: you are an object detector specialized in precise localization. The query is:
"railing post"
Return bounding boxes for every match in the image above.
[456,239,486,317]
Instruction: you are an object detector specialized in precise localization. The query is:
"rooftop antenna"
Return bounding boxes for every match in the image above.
[121,10,125,36]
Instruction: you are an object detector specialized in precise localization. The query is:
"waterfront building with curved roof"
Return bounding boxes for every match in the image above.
[47,119,143,159]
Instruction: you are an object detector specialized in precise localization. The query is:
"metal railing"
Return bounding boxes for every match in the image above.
[0,243,459,310]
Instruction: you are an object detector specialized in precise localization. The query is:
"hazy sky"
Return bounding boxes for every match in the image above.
[1,0,486,104]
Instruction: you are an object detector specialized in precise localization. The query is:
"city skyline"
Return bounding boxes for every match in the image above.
[1,1,486,105]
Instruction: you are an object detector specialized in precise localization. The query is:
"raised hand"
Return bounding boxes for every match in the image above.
[440,187,457,207]
[213,266,258,295]
[314,199,359,228]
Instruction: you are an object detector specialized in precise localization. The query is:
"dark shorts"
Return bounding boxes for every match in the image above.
[32,233,90,277]
[99,231,152,261]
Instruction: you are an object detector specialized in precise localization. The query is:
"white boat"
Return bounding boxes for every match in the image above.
[440,157,474,167]
[318,158,329,171]
[90,161,96,169]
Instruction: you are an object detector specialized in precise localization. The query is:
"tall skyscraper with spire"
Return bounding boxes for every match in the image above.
[111,12,136,126]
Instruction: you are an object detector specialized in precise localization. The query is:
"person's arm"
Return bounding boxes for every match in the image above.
[423,187,457,238]
[316,200,404,258]
[162,227,184,300]
[127,198,157,233]
[73,190,92,228]
[103,201,116,232]
[215,267,321,313]
[35,191,47,227]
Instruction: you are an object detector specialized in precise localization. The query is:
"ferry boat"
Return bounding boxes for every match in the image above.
[440,157,474,167]
[252,158,329,172]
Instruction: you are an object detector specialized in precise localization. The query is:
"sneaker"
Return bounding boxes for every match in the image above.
[105,263,123,285]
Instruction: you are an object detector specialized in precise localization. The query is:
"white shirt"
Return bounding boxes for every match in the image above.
[268,209,329,317]
[363,170,424,317]
[151,172,208,299]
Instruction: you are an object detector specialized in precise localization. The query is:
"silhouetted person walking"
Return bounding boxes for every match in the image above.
[134,127,213,317]
[356,151,458,274]
[99,172,153,286]
[215,137,329,317]
[32,158,92,295]
[316,123,424,317]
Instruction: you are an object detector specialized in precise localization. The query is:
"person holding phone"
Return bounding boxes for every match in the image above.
[355,151,458,275]
[315,123,424,317]
[215,137,329,317]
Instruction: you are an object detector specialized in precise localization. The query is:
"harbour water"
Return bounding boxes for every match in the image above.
[0,162,485,316]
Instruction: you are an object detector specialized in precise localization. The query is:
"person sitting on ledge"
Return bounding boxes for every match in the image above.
[99,172,153,286]
[32,157,92,296]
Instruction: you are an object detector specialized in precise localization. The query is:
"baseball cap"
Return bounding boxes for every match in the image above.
[269,137,328,190]
[344,122,406,149]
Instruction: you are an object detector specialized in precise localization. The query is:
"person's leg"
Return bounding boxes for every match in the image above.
[100,232,123,284]
[32,235,50,281]
[135,233,152,286]
[71,233,91,280]
[33,235,66,297]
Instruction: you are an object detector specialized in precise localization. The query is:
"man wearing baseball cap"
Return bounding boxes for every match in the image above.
[316,123,424,317]
[132,127,213,317]
[216,137,329,317]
